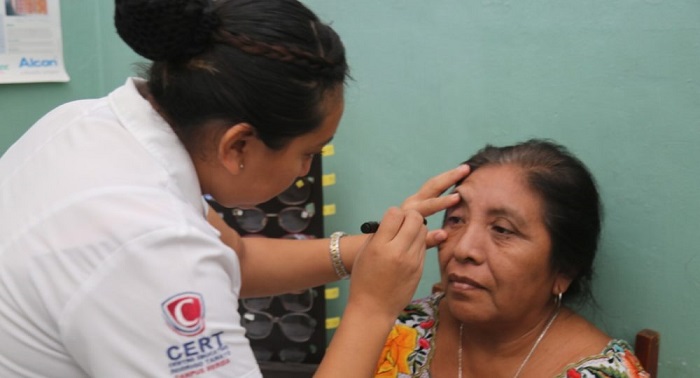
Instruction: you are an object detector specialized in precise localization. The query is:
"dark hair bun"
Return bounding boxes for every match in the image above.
[114,0,218,61]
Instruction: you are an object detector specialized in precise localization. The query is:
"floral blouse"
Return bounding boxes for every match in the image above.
[374,293,650,378]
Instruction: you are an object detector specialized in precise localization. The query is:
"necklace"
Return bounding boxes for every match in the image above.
[457,308,560,378]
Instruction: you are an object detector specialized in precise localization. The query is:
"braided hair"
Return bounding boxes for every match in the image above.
[114,0,349,151]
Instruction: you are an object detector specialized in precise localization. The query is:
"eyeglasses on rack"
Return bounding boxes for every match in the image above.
[231,203,315,234]
[242,233,316,240]
[242,311,317,342]
[252,344,318,363]
[242,288,316,313]
[277,176,314,205]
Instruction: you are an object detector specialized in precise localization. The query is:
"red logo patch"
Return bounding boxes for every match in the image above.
[162,292,205,336]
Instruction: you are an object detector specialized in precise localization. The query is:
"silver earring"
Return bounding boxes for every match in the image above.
[556,292,563,307]
[239,163,244,170]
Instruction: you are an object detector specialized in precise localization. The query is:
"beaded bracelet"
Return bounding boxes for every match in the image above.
[329,231,349,280]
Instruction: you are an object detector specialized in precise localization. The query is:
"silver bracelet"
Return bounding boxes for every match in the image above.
[329,231,350,280]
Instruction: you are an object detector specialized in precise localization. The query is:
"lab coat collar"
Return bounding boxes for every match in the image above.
[108,77,206,217]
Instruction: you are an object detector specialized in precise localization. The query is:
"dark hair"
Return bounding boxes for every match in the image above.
[461,139,603,304]
[115,0,349,152]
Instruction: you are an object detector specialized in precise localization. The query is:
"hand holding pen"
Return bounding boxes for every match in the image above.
[343,165,471,336]
[361,164,471,245]
[348,207,428,318]
[361,218,426,234]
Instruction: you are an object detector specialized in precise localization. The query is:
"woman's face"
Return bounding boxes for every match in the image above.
[206,89,344,207]
[438,164,566,326]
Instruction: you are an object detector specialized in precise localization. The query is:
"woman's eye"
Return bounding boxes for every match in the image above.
[492,225,514,235]
[444,216,464,227]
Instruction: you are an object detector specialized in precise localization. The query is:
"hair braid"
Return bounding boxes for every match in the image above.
[214,30,337,74]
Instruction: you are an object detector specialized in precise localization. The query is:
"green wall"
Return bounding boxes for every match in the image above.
[0,1,141,152]
[1,1,698,376]
[312,0,700,376]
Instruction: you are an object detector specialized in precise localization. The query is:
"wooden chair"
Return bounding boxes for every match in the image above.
[635,329,660,378]
[430,283,660,377]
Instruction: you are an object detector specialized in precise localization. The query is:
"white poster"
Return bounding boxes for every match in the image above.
[0,0,69,84]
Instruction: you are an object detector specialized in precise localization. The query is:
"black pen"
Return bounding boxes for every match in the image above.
[360,218,427,234]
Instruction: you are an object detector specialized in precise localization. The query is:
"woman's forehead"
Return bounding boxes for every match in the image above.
[456,164,527,195]
[453,165,544,219]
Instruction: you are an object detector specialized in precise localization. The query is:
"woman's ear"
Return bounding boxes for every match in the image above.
[218,123,255,174]
[552,272,574,296]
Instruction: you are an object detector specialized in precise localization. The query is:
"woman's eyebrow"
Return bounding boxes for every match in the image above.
[455,186,526,226]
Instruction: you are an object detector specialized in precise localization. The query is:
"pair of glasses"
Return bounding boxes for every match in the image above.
[242,289,316,313]
[252,345,317,363]
[277,176,314,205]
[232,203,315,234]
[242,233,316,240]
[242,311,317,342]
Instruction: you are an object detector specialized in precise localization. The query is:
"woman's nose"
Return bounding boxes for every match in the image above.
[299,159,313,177]
[452,225,486,264]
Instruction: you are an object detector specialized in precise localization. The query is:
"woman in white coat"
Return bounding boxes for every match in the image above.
[0,0,469,377]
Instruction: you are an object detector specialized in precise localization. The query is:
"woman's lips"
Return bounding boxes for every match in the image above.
[447,273,486,291]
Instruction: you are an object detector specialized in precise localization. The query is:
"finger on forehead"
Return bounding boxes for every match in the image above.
[417,165,471,197]
[409,193,461,217]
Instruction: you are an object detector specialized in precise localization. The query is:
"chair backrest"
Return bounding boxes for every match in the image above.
[430,282,660,377]
[635,329,660,378]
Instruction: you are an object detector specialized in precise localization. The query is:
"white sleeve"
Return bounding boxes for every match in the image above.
[58,225,262,378]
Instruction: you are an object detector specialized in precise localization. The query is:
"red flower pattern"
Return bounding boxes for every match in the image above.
[419,320,434,329]
[418,337,430,349]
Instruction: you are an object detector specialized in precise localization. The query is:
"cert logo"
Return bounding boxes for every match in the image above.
[162,292,206,336]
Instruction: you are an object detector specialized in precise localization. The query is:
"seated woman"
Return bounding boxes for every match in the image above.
[375,139,649,378]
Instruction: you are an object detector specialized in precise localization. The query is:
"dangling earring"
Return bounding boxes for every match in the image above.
[556,292,563,307]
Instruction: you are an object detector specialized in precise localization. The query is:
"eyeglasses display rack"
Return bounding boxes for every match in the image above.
[206,156,326,377]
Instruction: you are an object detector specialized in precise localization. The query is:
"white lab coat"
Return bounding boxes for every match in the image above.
[0,78,261,377]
